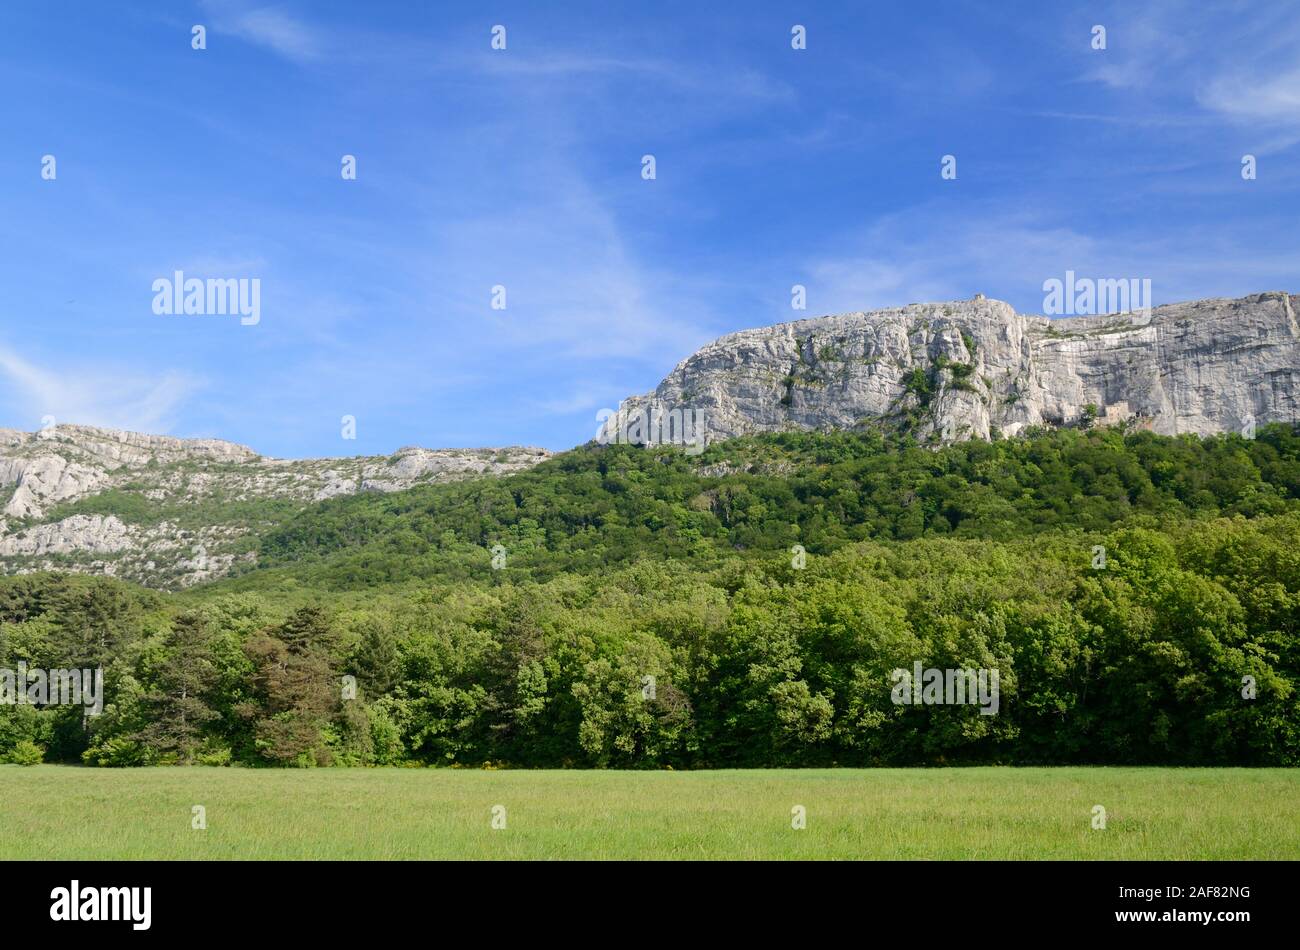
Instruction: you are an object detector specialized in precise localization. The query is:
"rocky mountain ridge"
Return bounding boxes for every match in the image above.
[612,291,1300,447]
[0,425,549,588]
[5,291,1297,589]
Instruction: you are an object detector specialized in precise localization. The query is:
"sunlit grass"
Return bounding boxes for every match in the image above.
[2,765,1296,860]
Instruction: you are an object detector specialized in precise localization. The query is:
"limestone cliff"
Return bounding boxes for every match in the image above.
[615,292,1300,446]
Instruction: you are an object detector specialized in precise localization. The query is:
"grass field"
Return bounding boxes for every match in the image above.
[2,765,1297,860]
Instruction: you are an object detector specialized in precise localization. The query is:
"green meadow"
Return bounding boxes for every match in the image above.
[3,766,1297,860]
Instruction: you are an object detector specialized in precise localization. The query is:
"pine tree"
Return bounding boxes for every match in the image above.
[136,614,219,763]
[240,607,339,765]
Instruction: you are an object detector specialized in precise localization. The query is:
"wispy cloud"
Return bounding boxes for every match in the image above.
[0,344,201,433]
[1200,67,1300,126]
[801,203,1300,319]
[1077,0,1300,143]
[201,2,325,63]
[421,174,721,363]
[1076,2,1195,92]
[536,385,626,416]
[1022,109,1206,128]
[478,51,794,105]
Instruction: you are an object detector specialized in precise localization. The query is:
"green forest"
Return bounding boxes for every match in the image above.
[2,423,1298,768]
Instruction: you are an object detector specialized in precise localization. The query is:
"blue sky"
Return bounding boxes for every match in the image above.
[1,0,1297,457]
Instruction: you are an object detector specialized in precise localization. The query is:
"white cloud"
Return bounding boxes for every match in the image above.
[478,52,794,105]
[536,387,622,416]
[1200,67,1300,126]
[201,3,325,64]
[0,344,201,434]
[803,208,1100,316]
[801,203,1300,319]
[1076,1,1300,140]
[414,163,721,364]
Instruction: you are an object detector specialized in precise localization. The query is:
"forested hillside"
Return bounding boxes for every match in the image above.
[2,425,1297,768]
[240,423,1300,587]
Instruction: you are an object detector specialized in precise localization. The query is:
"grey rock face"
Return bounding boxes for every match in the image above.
[617,292,1299,445]
[0,514,136,556]
[0,454,108,519]
[0,424,551,588]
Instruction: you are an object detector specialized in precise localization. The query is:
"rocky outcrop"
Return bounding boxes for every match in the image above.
[612,292,1300,446]
[0,425,551,588]
[0,514,136,556]
[0,455,108,519]
[312,446,549,499]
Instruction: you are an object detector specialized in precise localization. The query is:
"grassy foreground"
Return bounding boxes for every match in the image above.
[2,765,1297,860]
